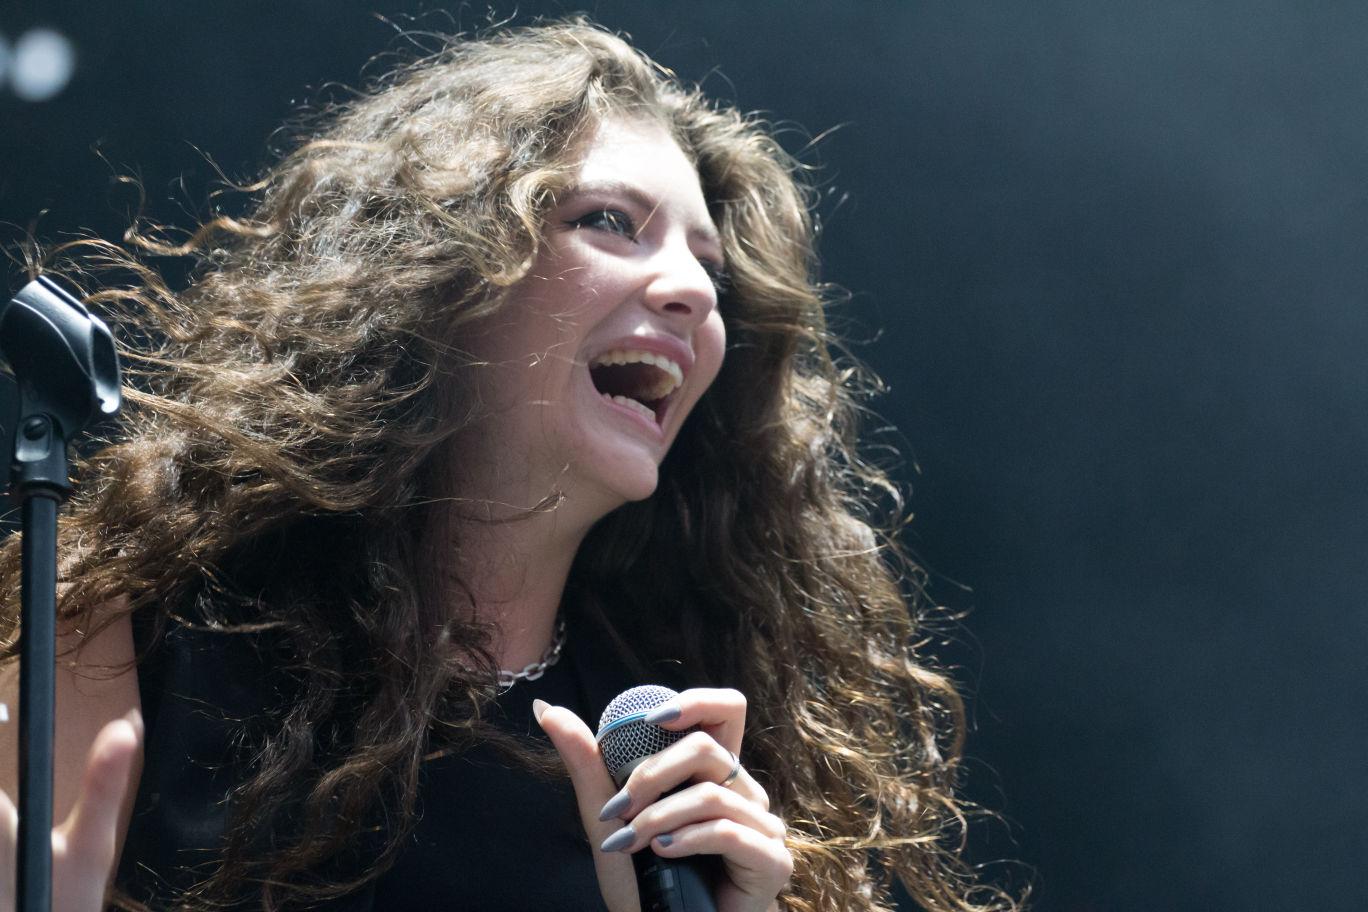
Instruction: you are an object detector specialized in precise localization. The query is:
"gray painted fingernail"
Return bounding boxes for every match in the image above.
[600,825,636,853]
[656,833,674,847]
[599,789,632,821]
[644,704,681,724]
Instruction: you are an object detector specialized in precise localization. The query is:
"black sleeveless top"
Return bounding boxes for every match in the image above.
[118,603,677,910]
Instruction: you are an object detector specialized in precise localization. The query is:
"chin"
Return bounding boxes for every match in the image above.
[561,426,664,502]
[575,459,660,512]
[608,465,661,504]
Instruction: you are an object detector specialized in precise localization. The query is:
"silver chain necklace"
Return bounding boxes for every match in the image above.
[497,616,567,691]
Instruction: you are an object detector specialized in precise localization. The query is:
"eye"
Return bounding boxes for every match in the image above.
[567,208,637,239]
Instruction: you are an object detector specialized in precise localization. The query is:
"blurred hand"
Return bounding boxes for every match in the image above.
[536,688,791,912]
[0,710,142,912]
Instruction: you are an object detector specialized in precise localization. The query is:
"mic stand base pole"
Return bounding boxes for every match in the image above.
[16,489,60,912]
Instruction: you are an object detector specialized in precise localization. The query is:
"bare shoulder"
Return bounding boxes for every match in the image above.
[0,596,142,819]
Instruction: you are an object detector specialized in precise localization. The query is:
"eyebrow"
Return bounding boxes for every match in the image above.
[564,179,723,251]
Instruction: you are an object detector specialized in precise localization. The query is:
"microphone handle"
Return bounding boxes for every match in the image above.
[631,849,719,912]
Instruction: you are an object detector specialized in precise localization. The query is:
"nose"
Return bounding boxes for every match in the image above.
[641,238,719,326]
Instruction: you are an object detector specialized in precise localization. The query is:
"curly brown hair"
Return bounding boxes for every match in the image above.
[1,18,1022,912]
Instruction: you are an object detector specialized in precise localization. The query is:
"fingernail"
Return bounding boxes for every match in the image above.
[644,704,681,725]
[598,789,632,821]
[599,825,636,853]
[532,699,550,725]
[655,833,674,847]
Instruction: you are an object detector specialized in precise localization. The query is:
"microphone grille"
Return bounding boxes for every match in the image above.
[596,685,692,782]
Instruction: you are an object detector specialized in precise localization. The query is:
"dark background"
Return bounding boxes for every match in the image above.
[2,2,1365,909]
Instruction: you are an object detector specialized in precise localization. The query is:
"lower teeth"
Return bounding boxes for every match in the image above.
[605,393,656,423]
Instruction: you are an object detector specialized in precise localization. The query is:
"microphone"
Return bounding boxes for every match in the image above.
[597,685,719,912]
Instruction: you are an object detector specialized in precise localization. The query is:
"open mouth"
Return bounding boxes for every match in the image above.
[588,349,684,426]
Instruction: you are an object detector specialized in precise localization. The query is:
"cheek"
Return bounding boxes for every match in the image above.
[530,239,618,313]
[693,314,728,395]
[468,294,581,368]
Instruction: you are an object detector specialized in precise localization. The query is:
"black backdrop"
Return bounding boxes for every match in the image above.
[2,2,1365,910]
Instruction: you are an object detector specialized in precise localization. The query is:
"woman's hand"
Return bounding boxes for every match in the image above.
[535,688,792,912]
[0,710,142,912]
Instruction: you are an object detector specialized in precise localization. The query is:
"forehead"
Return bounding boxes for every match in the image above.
[571,117,717,238]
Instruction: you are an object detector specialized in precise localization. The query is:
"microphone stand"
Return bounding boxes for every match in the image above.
[2,275,121,912]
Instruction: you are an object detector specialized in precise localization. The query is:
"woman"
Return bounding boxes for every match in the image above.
[0,19,1019,912]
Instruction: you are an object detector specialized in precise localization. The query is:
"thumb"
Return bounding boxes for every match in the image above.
[53,709,142,910]
[533,699,640,912]
[1,787,16,912]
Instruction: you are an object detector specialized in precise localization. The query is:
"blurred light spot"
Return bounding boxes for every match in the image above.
[11,28,76,102]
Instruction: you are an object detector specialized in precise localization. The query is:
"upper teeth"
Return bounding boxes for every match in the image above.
[589,349,685,398]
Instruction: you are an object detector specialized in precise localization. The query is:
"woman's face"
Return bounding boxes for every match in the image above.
[461,116,727,521]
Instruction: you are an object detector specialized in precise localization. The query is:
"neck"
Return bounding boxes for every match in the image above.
[430,422,630,671]
[435,496,597,672]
